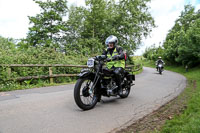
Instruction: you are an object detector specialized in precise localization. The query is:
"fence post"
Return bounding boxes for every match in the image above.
[49,67,53,84]
[185,65,188,72]
[7,67,11,78]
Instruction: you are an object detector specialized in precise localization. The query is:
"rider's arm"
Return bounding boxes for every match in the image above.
[116,47,125,60]
[102,49,108,57]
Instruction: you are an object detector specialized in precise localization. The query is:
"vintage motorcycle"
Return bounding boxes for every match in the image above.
[74,55,135,110]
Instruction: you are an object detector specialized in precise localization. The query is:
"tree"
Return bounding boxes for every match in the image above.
[114,0,155,53]
[143,44,164,61]
[163,5,200,67]
[176,19,200,66]
[66,0,155,55]
[0,36,16,50]
[84,0,155,54]
[64,0,115,55]
[25,0,68,48]
[23,0,155,56]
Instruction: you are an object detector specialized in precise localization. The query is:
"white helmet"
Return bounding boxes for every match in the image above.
[105,35,118,46]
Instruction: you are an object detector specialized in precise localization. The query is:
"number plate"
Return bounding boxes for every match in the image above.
[87,58,94,68]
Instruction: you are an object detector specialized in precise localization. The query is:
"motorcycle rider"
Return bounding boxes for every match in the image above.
[102,35,125,95]
[156,56,164,71]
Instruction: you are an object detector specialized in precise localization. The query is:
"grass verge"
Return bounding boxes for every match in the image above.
[159,65,200,133]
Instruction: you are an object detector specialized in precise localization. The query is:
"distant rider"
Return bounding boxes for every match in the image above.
[156,56,164,71]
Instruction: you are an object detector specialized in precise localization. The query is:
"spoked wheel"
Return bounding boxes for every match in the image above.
[74,77,98,110]
[119,77,131,98]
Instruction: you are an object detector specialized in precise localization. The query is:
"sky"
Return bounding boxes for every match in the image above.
[0,0,200,55]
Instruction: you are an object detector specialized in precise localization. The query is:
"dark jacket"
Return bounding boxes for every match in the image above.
[156,59,164,65]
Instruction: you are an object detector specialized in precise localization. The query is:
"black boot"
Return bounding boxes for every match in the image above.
[97,95,101,102]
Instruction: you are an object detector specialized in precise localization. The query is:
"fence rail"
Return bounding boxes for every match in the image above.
[0,64,88,68]
[0,64,142,83]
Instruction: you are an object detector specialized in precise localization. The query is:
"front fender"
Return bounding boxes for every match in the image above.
[78,71,95,79]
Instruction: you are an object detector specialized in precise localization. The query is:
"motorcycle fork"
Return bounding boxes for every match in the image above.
[88,74,100,95]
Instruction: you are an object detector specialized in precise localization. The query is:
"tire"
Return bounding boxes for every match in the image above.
[74,77,98,110]
[119,78,131,98]
[159,67,162,74]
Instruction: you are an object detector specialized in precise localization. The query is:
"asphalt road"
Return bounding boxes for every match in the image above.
[0,67,186,133]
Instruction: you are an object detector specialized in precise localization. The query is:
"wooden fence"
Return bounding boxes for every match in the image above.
[0,64,142,83]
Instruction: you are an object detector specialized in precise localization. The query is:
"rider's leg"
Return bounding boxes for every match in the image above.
[113,67,124,95]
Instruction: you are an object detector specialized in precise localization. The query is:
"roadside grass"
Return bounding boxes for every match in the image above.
[142,59,200,133]
[0,79,77,92]
[129,56,144,75]
[160,66,200,133]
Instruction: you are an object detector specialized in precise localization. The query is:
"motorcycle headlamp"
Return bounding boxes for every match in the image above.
[87,58,95,68]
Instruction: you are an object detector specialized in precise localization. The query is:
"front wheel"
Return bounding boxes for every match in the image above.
[159,67,162,74]
[74,77,98,110]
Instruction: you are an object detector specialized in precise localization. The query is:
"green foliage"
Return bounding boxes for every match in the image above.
[0,36,88,91]
[163,5,200,67]
[143,44,164,61]
[0,36,16,50]
[0,46,87,80]
[24,0,68,48]
[84,0,108,39]
[84,0,155,54]
[144,5,200,68]
[1,0,156,90]
[63,5,85,54]
[116,0,155,52]
[176,19,200,67]
[22,0,155,55]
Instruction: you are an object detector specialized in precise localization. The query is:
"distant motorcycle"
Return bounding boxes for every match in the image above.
[74,55,135,110]
[157,63,164,74]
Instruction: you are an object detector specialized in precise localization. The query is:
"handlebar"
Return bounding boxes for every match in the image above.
[95,55,107,61]
[95,55,118,62]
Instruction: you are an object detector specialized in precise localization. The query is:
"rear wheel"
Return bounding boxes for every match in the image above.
[119,77,131,98]
[74,77,98,110]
